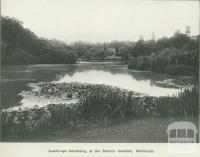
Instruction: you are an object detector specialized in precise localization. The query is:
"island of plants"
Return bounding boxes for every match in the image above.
[2,81,198,140]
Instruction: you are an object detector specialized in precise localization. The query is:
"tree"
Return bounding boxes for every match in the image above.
[1,16,77,65]
[156,37,171,50]
[171,32,190,49]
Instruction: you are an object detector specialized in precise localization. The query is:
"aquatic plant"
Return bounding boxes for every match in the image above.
[1,82,198,138]
[155,85,199,117]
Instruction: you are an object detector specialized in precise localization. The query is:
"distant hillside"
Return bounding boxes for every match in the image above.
[1,16,77,65]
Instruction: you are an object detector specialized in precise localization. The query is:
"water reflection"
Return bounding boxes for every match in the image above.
[1,62,182,108]
[57,70,181,97]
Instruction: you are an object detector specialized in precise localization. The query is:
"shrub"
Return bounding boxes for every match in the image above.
[164,65,198,76]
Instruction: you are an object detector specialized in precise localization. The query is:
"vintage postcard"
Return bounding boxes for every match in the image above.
[0,0,199,156]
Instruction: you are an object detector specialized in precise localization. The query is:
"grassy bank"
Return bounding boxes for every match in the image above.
[3,117,198,142]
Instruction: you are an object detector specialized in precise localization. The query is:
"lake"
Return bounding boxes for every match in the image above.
[1,61,182,109]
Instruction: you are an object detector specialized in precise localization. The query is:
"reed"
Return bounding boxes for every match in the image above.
[79,88,155,120]
[2,82,198,138]
[155,85,199,117]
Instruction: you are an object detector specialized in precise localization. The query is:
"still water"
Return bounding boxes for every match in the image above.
[1,62,182,109]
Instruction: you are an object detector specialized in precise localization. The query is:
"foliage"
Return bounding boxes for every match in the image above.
[2,82,198,138]
[2,16,199,72]
[1,82,156,138]
[131,39,156,57]
[164,65,198,76]
[128,47,199,76]
[72,31,198,67]
[156,85,199,117]
[128,30,199,76]
[1,16,77,65]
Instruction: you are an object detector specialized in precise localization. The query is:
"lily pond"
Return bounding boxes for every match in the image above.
[1,61,188,110]
[2,61,197,138]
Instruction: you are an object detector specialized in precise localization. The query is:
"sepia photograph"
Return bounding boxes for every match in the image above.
[0,0,199,146]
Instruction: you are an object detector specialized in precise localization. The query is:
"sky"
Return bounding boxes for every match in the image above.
[2,0,199,43]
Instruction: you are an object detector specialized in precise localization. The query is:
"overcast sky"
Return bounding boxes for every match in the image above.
[2,0,199,43]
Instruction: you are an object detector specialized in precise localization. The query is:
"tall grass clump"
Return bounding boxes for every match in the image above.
[82,92,158,120]
[80,91,140,120]
[155,85,199,117]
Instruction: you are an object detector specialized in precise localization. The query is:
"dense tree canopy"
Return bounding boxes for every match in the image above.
[1,16,77,65]
[128,39,199,76]
[1,15,199,74]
